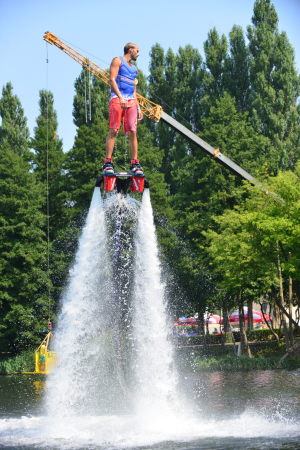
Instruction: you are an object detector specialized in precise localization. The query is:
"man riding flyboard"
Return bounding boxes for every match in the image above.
[103,43,143,176]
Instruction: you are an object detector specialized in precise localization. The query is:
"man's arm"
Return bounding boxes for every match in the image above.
[109,57,127,110]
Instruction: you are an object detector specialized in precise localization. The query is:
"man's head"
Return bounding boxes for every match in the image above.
[124,43,139,61]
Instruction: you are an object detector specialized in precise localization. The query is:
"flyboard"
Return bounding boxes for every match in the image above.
[95,171,149,393]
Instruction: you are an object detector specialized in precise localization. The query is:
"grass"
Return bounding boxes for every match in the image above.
[0,350,35,375]
[190,340,300,372]
[193,354,281,371]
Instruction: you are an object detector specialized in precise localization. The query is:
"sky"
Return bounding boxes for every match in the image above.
[1,0,300,153]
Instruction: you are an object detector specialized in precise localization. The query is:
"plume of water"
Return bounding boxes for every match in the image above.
[46,187,116,416]
[132,188,178,422]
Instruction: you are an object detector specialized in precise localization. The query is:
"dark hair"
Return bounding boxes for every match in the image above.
[124,43,137,55]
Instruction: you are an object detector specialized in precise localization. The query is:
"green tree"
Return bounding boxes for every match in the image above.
[31,90,65,238]
[247,0,300,172]
[148,44,205,192]
[171,93,266,243]
[0,143,50,352]
[73,68,110,128]
[62,118,107,220]
[224,25,251,113]
[204,164,300,337]
[0,82,31,161]
[200,28,228,117]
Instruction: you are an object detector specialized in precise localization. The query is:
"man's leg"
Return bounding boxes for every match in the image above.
[124,101,143,175]
[103,98,122,172]
[106,128,118,158]
[127,130,138,160]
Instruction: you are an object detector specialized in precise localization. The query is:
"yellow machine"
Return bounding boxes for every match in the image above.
[22,332,58,375]
[35,332,58,374]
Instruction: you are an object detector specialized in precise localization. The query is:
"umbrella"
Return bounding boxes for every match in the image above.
[204,314,223,325]
[174,314,224,326]
[229,307,271,324]
[174,317,198,326]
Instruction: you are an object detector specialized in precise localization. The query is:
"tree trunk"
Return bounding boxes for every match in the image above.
[277,241,290,350]
[273,302,281,329]
[227,309,237,356]
[239,293,251,357]
[198,312,205,336]
[247,298,253,330]
[294,280,300,308]
[223,302,229,333]
[259,302,280,347]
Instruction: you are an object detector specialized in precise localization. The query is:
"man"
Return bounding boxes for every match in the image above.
[102,43,143,175]
[40,340,48,371]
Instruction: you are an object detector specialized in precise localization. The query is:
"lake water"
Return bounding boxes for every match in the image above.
[1,369,300,450]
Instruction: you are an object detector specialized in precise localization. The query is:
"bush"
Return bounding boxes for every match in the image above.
[0,350,35,374]
[173,332,232,345]
[233,327,300,342]
[193,355,290,372]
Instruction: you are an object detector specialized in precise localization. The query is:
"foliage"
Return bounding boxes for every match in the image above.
[204,164,300,303]
[0,143,50,352]
[1,0,300,353]
[192,355,286,372]
[73,68,110,128]
[247,0,300,172]
[0,82,32,161]
[31,90,66,239]
[0,350,35,374]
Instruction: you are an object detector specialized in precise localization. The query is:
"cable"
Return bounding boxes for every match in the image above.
[56,34,110,67]
[84,69,87,123]
[46,42,51,324]
[89,64,91,121]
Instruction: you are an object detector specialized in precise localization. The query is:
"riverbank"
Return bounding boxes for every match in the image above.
[176,338,300,372]
[0,350,34,375]
[2,338,300,375]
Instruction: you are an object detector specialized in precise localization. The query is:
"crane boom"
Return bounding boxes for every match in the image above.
[43,31,254,182]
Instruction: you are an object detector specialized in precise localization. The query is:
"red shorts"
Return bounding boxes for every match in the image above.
[109,98,137,135]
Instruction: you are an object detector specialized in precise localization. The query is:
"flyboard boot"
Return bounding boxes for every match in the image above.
[95,157,148,194]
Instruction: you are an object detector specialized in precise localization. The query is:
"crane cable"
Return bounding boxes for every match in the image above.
[46,42,51,329]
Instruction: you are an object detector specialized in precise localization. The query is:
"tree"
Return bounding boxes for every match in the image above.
[0,82,31,161]
[204,164,300,350]
[224,25,251,113]
[73,68,110,128]
[171,93,266,248]
[247,0,300,172]
[200,28,228,117]
[0,143,50,352]
[148,44,205,192]
[31,90,65,239]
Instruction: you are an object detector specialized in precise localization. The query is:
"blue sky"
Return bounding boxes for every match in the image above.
[1,0,300,153]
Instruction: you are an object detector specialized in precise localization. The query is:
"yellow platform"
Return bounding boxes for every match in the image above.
[22,332,58,375]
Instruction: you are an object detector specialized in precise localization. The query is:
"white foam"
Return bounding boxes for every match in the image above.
[1,411,300,449]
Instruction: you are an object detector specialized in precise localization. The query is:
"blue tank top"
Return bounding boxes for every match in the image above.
[110,56,138,100]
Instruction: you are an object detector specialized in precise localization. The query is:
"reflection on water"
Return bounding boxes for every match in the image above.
[0,370,300,449]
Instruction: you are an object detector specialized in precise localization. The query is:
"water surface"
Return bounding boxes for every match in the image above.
[1,369,300,450]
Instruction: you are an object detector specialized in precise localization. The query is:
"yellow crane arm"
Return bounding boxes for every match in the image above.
[43,32,163,122]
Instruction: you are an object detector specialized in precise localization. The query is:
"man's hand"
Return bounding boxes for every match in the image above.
[119,96,127,110]
[137,109,143,121]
